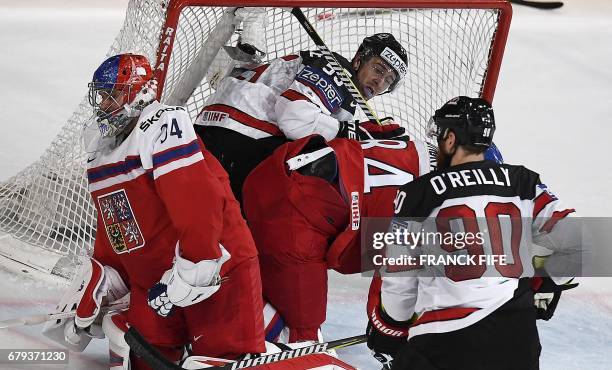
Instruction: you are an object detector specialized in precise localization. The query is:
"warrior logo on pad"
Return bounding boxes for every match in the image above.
[98,189,145,254]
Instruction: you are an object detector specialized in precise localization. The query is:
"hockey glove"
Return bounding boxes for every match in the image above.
[359,119,408,141]
[532,276,578,320]
[148,243,230,317]
[337,117,406,141]
[366,288,412,370]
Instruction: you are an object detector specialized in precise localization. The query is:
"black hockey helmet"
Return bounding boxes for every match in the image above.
[427,96,495,148]
[355,33,407,93]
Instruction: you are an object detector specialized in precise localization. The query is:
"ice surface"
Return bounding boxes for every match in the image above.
[0,0,611,369]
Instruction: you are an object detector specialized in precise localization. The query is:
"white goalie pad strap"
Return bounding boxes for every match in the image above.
[75,262,129,329]
[166,243,231,307]
[286,147,334,170]
[102,312,131,370]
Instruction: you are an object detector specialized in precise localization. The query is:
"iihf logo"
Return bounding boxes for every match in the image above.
[351,191,360,230]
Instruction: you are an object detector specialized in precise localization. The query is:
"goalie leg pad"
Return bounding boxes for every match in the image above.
[263,300,290,343]
[103,312,131,370]
[76,260,129,328]
[104,311,185,370]
[73,258,104,328]
[262,300,326,345]
[42,258,125,352]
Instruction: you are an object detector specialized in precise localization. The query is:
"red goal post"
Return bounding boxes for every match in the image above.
[153,0,511,105]
[0,0,512,281]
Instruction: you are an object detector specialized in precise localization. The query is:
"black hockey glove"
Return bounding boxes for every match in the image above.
[337,120,364,140]
[532,276,579,320]
[337,117,407,141]
[366,290,412,369]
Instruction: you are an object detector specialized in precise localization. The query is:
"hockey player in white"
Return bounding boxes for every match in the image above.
[365,97,582,370]
[198,33,406,140]
[194,12,408,201]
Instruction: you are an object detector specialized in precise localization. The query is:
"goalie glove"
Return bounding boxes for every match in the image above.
[532,276,579,321]
[337,117,407,141]
[148,243,231,317]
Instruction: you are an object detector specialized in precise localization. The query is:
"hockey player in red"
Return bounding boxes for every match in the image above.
[366,96,581,370]
[42,54,265,369]
[195,31,408,202]
[242,133,436,343]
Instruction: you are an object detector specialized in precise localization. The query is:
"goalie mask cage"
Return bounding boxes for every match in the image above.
[0,0,511,281]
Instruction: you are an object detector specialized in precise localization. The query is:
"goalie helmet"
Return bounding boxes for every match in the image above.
[88,53,157,137]
[427,96,496,148]
[356,33,407,93]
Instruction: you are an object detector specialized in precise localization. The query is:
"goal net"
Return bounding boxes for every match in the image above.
[0,0,511,280]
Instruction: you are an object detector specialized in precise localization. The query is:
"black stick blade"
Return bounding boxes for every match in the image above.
[125,327,183,370]
[510,0,564,9]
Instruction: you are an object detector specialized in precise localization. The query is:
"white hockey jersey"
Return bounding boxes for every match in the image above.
[381,160,581,339]
[194,50,357,141]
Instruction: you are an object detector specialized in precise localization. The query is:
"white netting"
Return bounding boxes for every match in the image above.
[0,1,507,279]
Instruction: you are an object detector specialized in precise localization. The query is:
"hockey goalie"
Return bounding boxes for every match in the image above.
[41,53,267,370]
[242,132,436,343]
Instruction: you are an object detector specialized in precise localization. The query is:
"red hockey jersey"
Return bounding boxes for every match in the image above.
[242,134,434,341]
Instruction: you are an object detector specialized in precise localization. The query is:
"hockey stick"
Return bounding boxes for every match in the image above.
[289,7,382,125]
[0,298,129,329]
[509,0,564,9]
[125,326,366,370]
